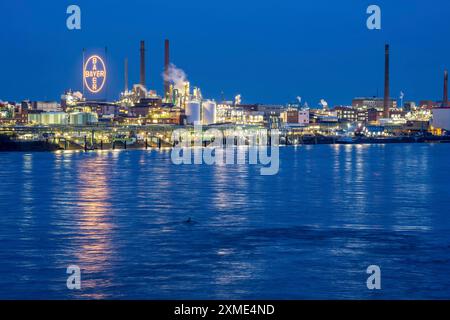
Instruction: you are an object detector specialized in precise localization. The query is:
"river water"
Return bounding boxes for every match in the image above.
[1,144,450,299]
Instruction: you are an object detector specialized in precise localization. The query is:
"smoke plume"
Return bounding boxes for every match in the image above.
[163,63,188,92]
[319,99,328,109]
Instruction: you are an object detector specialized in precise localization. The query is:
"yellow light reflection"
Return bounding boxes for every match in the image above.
[74,154,114,298]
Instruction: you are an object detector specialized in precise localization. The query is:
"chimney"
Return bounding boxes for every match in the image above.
[164,39,170,97]
[124,58,128,92]
[140,40,146,88]
[443,70,448,108]
[383,44,390,118]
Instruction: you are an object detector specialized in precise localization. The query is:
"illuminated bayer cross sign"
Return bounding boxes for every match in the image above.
[83,55,106,94]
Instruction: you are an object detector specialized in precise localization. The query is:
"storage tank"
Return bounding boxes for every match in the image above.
[186,100,201,125]
[69,112,98,126]
[202,100,217,125]
[44,112,68,125]
[432,108,450,130]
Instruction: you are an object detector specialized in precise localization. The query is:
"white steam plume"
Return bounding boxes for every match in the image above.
[163,63,188,92]
[319,99,328,109]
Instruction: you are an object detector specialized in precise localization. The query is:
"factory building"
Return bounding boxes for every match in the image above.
[309,109,338,124]
[244,111,265,125]
[21,100,32,111]
[0,102,28,124]
[281,109,309,126]
[28,111,68,125]
[0,102,15,119]
[368,108,382,123]
[32,101,62,112]
[432,108,450,131]
[94,104,120,118]
[337,107,354,122]
[127,96,163,118]
[258,104,285,127]
[403,101,417,112]
[431,69,450,132]
[352,97,397,111]
[61,91,83,110]
[128,106,151,118]
[216,103,242,123]
[419,100,438,109]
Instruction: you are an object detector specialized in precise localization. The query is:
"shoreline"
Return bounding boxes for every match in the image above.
[2,137,450,152]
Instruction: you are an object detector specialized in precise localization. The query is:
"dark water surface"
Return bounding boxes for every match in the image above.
[1,144,450,299]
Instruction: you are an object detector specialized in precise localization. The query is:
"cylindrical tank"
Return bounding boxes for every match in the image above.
[202,100,216,125]
[186,100,201,124]
[69,112,98,126]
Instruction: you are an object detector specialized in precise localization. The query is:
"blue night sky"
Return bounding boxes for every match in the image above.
[0,0,449,106]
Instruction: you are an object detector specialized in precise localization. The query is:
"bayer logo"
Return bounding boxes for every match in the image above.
[83,55,106,94]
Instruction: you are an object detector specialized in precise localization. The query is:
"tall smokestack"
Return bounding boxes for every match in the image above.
[164,39,170,97]
[140,40,146,88]
[443,70,448,108]
[124,58,128,92]
[383,44,390,118]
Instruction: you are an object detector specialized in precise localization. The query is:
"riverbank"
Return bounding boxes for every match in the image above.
[0,135,60,152]
[2,135,450,152]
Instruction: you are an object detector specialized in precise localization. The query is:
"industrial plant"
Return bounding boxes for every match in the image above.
[1,40,450,151]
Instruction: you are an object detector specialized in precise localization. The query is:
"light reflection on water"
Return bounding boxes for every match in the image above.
[1,145,450,299]
[73,156,114,299]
